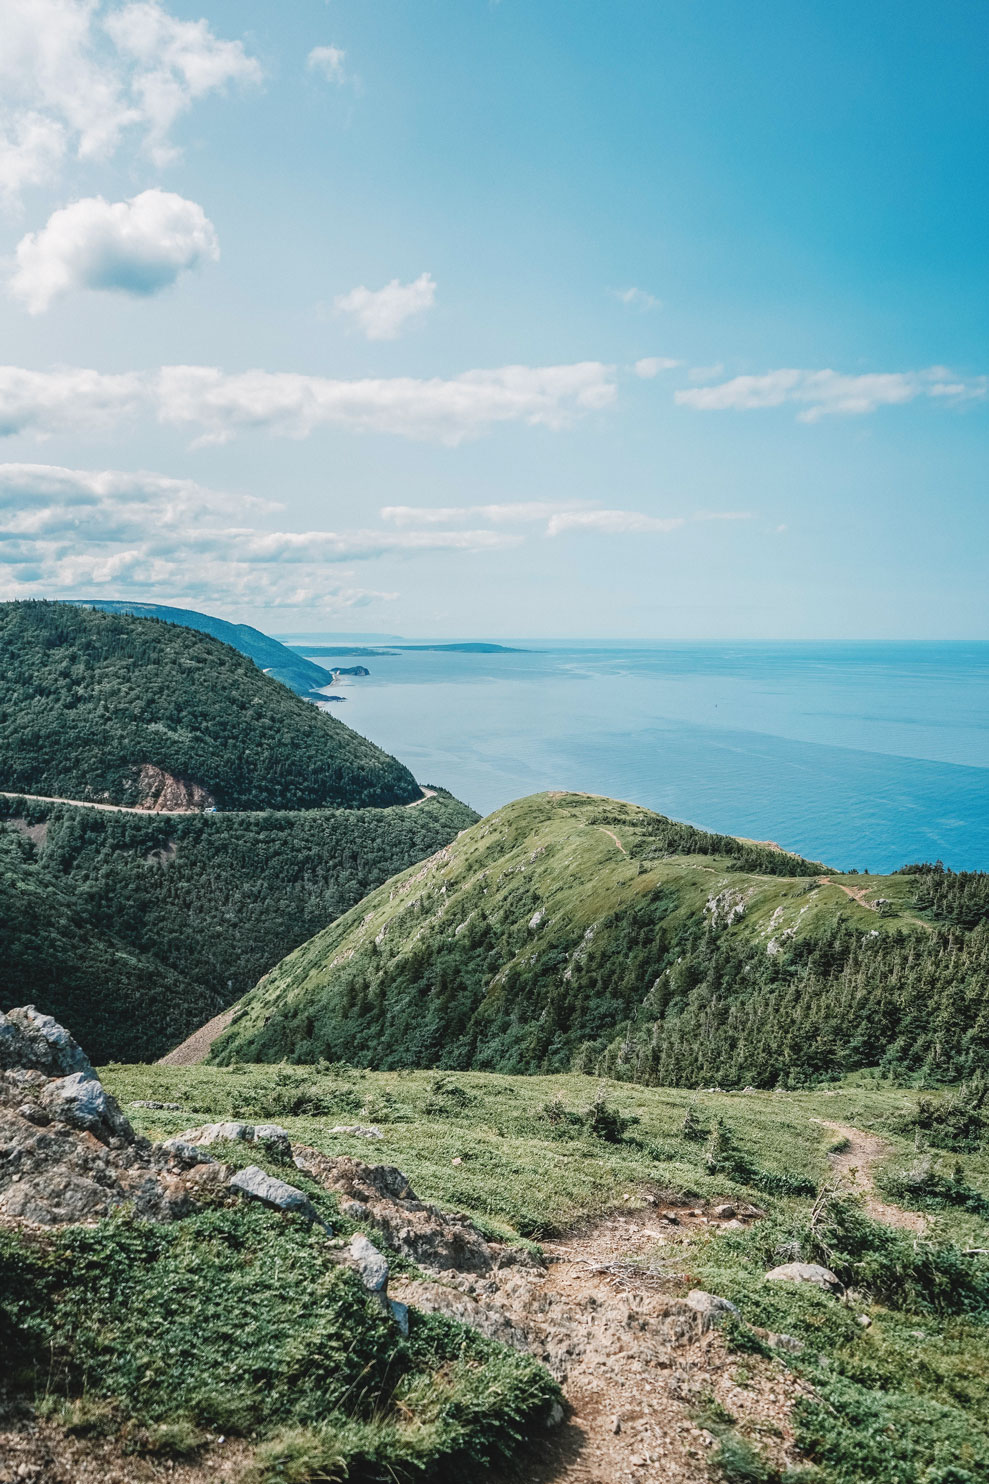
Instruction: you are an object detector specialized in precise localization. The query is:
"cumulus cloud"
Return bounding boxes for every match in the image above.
[0,359,617,444]
[0,462,519,610]
[610,286,662,311]
[10,189,218,312]
[676,366,988,421]
[334,272,437,341]
[307,46,347,84]
[0,0,259,205]
[633,357,681,379]
[546,510,685,537]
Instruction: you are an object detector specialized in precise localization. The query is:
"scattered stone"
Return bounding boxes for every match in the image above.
[451,1156,463,1166]
[130,1100,181,1111]
[327,1124,383,1140]
[766,1262,841,1291]
[712,1203,736,1219]
[611,1415,622,1435]
[857,1313,872,1328]
[546,1401,566,1429]
[684,1290,740,1328]
[175,1121,291,1157]
[228,1165,324,1226]
[160,1138,215,1167]
[769,1332,805,1353]
[349,1233,389,1292]
[16,1104,49,1126]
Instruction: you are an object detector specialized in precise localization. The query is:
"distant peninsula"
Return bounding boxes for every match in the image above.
[291,641,527,657]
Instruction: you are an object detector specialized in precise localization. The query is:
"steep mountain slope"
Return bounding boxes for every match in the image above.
[74,598,336,696]
[213,791,988,1085]
[0,791,477,1061]
[0,829,208,1063]
[0,601,420,810]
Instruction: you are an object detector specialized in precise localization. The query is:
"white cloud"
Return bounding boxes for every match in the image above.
[610,286,662,311]
[633,357,681,379]
[546,510,685,537]
[381,502,574,526]
[0,0,260,205]
[307,45,347,84]
[0,462,519,611]
[334,272,436,341]
[676,366,988,421]
[10,189,218,312]
[687,362,725,382]
[0,359,617,444]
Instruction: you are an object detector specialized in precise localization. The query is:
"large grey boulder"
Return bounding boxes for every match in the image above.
[229,1165,326,1227]
[1,1007,94,1079]
[41,1071,133,1143]
[766,1261,841,1291]
[349,1233,389,1293]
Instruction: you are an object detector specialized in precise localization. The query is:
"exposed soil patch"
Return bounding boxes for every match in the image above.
[391,1201,810,1484]
[157,1007,236,1066]
[3,817,48,850]
[0,1407,252,1484]
[135,766,214,813]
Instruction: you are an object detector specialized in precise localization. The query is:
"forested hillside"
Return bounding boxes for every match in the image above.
[0,791,476,1062]
[212,792,989,1087]
[75,598,336,697]
[0,601,420,809]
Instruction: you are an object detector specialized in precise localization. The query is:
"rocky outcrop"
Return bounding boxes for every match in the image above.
[0,1007,223,1226]
[293,1150,540,1274]
[765,1261,841,1291]
[135,764,215,812]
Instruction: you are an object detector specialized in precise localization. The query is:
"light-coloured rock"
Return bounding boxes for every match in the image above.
[327,1124,383,1140]
[41,1072,132,1142]
[684,1290,740,1328]
[130,1100,181,1111]
[712,1204,736,1219]
[3,1007,94,1078]
[766,1261,840,1291]
[349,1232,389,1292]
[160,1138,214,1167]
[228,1165,324,1226]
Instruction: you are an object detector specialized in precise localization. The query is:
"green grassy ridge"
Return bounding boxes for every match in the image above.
[210,792,979,1085]
[0,792,476,1063]
[102,1061,989,1484]
[0,601,419,810]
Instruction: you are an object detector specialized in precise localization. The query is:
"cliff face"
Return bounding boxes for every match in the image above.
[136,764,215,812]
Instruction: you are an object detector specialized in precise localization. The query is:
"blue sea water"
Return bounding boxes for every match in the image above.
[300,642,989,872]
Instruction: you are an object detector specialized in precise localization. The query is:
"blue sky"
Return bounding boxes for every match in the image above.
[0,0,985,637]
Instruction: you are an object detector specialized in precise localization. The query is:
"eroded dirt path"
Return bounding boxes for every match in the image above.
[0,789,199,816]
[394,1201,812,1484]
[816,1120,927,1233]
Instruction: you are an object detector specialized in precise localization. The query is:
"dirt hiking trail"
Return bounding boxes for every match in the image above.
[395,1200,813,1484]
[817,1120,927,1234]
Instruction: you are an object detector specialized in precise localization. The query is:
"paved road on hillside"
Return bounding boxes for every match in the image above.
[0,786,437,815]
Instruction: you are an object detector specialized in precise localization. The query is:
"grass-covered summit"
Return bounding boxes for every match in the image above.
[213,791,989,1086]
[0,601,420,810]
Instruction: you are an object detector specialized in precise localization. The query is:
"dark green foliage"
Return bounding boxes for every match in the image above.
[0,1207,560,1479]
[0,792,475,1062]
[904,863,989,928]
[879,1158,989,1217]
[0,601,419,809]
[806,1194,989,1315]
[613,806,825,878]
[599,917,989,1089]
[897,1081,989,1151]
[73,599,336,697]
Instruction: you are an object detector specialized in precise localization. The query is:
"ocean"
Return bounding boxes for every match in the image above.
[298,641,989,873]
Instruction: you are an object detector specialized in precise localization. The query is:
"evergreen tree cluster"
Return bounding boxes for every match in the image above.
[0,791,475,1062]
[0,602,419,810]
